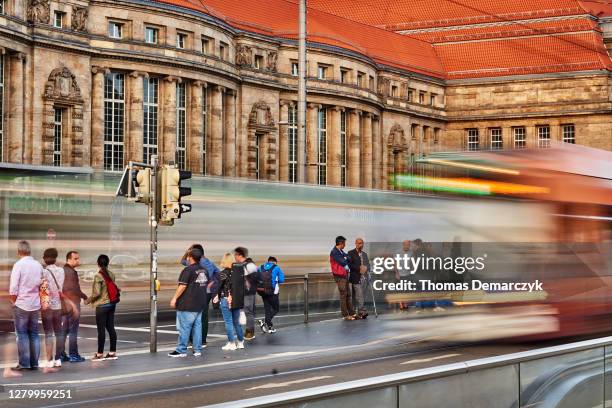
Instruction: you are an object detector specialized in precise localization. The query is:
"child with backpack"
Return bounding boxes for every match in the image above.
[85,254,120,361]
[256,256,285,333]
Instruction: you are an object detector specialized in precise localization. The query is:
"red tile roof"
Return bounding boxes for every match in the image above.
[409,18,598,43]
[151,0,612,80]
[578,0,612,16]
[435,31,612,79]
[307,0,586,30]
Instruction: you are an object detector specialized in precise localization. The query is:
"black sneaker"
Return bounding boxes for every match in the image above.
[91,354,105,362]
[60,352,70,362]
[258,319,269,334]
[104,353,118,360]
[167,350,187,358]
[268,326,277,334]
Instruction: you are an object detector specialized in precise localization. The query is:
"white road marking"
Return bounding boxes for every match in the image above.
[245,375,332,390]
[149,311,339,329]
[79,324,225,338]
[400,353,461,365]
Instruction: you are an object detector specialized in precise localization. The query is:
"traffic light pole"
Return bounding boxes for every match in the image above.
[149,155,159,353]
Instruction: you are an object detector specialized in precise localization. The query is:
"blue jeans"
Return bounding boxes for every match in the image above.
[176,310,202,353]
[13,307,40,368]
[61,303,80,356]
[220,298,244,342]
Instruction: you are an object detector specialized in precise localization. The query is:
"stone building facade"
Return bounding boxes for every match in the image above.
[0,0,610,190]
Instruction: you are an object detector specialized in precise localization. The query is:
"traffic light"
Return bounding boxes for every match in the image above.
[134,168,152,204]
[160,164,192,225]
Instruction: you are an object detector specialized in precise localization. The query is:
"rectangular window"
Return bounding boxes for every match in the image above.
[357,72,364,87]
[317,108,327,185]
[53,108,62,166]
[513,127,526,149]
[0,1,4,14]
[202,86,208,174]
[145,27,158,44]
[219,42,228,60]
[419,92,425,104]
[340,110,347,187]
[490,128,503,150]
[176,82,186,170]
[201,36,212,54]
[291,61,298,77]
[408,89,413,102]
[254,55,263,69]
[54,11,64,28]
[104,72,125,171]
[563,124,575,144]
[177,33,187,49]
[467,129,479,151]
[143,77,158,165]
[0,55,4,160]
[317,65,328,80]
[108,22,123,39]
[340,69,349,84]
[537,125,551,148]
[369,75,375,90]
[391,85,398,98]
[430,94,436,106]
[288,105,297,183]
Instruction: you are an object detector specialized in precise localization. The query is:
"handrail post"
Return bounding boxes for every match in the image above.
[303,273,309,324]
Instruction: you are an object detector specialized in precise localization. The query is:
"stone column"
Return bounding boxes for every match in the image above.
[348,109,362,187]
[41,101,55,166]
[478,127,487,150]
[161,76,179,164]
[361,112,373,188]
[306,103,320,184]
[7,52,25,163]
[327,106,343,186]
[278,100,290,182]
[372,115,382,189]
[71,106,84,167]
[90,66,108,169]
[381,123,389,190]
[223,89,236,177]
[526,125,536,149]
[266,130,278,181]
[189,81,205,174]
[551,123,561,143]
[128,71,146,163]
[209,85,224,176]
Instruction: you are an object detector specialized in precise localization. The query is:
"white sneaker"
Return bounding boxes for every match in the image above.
[193,352,202,357]
[222,342,237,351]
[54,359,62,368]
[236,340,245,349]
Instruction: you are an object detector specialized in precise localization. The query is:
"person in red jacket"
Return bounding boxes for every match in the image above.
[330,236,357,320]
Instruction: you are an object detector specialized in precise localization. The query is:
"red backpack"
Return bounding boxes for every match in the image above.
[99,269,121,304]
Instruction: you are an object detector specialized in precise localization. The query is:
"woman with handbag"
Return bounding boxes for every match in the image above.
[214,253,245,351]
[85,254,119,362]
[41,248,65,369]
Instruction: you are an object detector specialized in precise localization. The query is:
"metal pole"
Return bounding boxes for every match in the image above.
[297,0,307,183]
[150,155,159,352]
[303,273,309,324]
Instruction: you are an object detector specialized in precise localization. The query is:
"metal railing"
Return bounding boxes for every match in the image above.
[202,335,612,408]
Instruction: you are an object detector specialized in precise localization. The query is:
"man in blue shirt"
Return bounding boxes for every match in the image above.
[256,256,285,333]
[182,244,219,347]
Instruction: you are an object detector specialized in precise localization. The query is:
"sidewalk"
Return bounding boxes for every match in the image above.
[0,314,419,387]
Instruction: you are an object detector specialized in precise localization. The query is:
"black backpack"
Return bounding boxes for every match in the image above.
[257,264,276,296]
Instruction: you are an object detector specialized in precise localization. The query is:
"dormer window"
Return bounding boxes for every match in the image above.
[254,55,263,69]
[54,11,64,28]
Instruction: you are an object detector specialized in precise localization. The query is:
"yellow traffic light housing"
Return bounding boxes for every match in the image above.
[134,168,152,204]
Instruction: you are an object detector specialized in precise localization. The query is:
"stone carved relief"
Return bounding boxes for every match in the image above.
[44,67,83,103]
[267,51,278,72]
[235,44,253,67]
[388,124,407,151]
[248,101,275,128]
[377,77,390,97]
[27,0,50,24]
[71,6,88,32]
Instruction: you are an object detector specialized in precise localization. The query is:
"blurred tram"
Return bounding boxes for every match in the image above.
[0,141,610,341]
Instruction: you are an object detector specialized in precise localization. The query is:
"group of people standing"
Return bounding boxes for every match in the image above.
[8,240,120,372]
[330,236,372,320]
[168,245,285,357]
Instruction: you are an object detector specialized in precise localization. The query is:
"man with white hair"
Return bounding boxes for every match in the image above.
[9,240,44,371]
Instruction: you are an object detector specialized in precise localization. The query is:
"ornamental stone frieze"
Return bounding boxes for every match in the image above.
[248,100,275,129]
[71,6,88,32]
[267,51,278,72]
[27,0,50,24]
[235,44,253,67]
[44,67,84,103]
[377,77,390,97]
